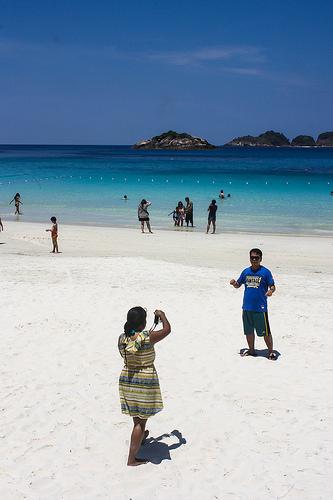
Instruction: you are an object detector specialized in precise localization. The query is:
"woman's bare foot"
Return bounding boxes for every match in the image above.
[127,457,148,466]
[141,430,149,445]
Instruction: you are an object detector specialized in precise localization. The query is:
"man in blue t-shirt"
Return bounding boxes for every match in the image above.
[230,248,277,360]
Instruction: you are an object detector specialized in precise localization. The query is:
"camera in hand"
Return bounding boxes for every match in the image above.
[154,314,159,325]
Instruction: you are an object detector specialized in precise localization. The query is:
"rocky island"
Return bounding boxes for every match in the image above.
[316,132,333,147]
[291,135,316,147]
[225,130,333,147]
[225,130,290,147]
[133,130,216,150]
[133,130,333,149]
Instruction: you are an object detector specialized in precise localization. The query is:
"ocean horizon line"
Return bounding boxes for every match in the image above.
[1,143,333,148]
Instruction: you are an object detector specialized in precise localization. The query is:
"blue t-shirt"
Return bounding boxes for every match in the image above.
[237,265,275,312]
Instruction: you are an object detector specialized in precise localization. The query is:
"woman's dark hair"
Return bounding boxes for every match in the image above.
[140,199,147,207]
[177,201,183,208]
[15,193,20,197]
[211,199,216,204]
[50,216,57,223]
[124,306,147,336]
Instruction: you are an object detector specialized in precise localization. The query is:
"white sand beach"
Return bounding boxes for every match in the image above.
[1,221,332,500]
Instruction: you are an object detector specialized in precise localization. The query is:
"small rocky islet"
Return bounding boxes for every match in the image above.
[133,130,333,149]
[133,130,216,150]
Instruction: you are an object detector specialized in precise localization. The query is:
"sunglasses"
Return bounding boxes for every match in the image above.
[250,255,261,261]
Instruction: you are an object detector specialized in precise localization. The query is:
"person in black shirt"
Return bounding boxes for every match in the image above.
[206,199,218,234]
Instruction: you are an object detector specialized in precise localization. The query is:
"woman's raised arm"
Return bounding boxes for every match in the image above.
[149,310,171,345]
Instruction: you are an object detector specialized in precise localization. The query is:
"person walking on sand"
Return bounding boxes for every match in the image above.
[45,216,59,253]
[138,199,153,233]
[185,197,193,227]
[206,199,218,234]
[118,307,171,466]
[230,248,277,360]
[9,193,23,215]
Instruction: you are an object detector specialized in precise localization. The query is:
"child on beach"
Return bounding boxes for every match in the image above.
[118,307,171,466]
[45,216,59,253]
[168,208,178,226]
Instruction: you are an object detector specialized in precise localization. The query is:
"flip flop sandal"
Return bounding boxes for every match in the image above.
[241,349,257,357]
[134,457,148,463]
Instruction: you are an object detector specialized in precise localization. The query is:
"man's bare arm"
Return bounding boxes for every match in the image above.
[266,285,276,297]
[230,279,241,289]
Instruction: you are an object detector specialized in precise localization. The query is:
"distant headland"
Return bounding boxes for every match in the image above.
[225,130,333,147]
[133,130,333,149]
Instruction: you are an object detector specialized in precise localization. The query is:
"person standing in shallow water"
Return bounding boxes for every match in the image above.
[230,248,277,360]
[177,201,185,227]
[206,199,218,234]
[185,197,193,227]
[118,307,171,466]
[9,193,23,215]
[138,199,153,233]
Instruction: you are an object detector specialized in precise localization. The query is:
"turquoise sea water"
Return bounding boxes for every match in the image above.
[0,145,332,235]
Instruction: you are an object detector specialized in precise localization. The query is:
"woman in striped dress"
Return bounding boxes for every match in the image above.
[118,306,171,466]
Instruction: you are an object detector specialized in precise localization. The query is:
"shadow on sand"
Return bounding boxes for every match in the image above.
[240,348,281,360]
[137,429,186,464]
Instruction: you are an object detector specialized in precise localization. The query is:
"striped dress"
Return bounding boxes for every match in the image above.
[118,330,163,419]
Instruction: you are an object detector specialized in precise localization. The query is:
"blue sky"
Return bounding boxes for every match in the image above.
[0,0,332,144]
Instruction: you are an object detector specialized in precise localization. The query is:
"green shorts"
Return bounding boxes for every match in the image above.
[242,310,271,337]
